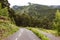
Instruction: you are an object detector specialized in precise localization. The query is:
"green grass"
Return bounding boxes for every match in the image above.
[0,20,19,40]
[38,28,58,36]
[27,27,49,40]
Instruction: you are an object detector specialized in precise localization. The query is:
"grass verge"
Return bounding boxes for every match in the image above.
[39,28,58,36]
[27,27,49,40]
[0,20,19,40]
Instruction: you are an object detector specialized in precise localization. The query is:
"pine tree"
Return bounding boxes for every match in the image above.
[53,10,60,35]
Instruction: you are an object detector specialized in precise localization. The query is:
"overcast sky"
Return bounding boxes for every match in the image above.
[8,0,60,7]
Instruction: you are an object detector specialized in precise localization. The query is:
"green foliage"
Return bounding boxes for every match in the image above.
[0,3,2,9]
[0,3,9,17]
[40,17,52,29]
[0,1,19,40]
[0,0,15,23]
[39,28,57,36]
[12,4,56,29]
[0,0,10,8]
[27,27,49,40]
[0,21,19,40]
[15,13,31,26]
[13,4,56,20]
[14,12,53,29]
[0,7,9,17]
[53,10,60,36]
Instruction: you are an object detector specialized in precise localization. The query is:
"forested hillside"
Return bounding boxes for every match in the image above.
[12,3,60,36]
[12,3,58,28]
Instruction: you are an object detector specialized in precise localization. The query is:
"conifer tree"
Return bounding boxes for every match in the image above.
[53,10,60,35]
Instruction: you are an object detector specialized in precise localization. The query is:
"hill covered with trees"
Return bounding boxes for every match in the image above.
[12,3,58,28]
[12,3,60,35]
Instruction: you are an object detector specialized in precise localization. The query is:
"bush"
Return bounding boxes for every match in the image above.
[0,21,19,40]
[0,3,9,17]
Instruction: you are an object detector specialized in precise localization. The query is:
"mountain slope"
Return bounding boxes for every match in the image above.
[12,4,57,20]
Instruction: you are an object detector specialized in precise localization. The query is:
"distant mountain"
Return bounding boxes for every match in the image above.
[50,5,60,9]
[12,4,50,11]
[12,4,60,11]
[12,5,24,11]
[12,3,60,21]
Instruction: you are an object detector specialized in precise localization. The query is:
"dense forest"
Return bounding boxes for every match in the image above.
[0,0,60,40]
[12,3,57,28]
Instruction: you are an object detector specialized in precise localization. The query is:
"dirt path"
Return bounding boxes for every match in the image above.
[4,28,40,40]
[39,30,60,40]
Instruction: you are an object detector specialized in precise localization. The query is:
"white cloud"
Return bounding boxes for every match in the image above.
[8,0,60,7]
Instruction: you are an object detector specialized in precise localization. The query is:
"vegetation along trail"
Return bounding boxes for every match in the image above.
[0,0,60,40]
[39,30,60,40]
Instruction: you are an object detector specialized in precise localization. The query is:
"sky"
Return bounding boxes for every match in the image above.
[8,0,60,7]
